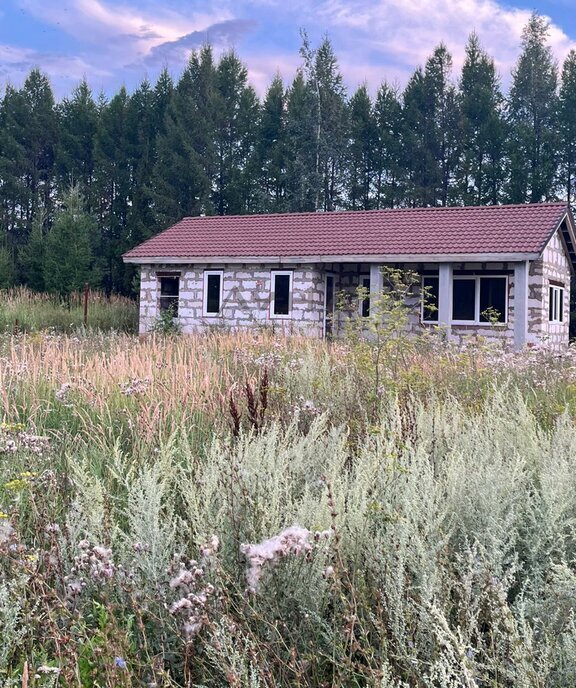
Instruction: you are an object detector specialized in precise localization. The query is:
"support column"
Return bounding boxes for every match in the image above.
[369,263,383,316]
[438,263,453,335]
[514,260,529,349]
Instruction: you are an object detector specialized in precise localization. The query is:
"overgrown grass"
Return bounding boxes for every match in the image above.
[1,330,576,686]
[0,287,138,333]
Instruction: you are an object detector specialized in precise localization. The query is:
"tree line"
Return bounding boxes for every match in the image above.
[0,12,574,296]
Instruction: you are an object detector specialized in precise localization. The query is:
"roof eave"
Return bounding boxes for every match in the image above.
[123,252,542,265]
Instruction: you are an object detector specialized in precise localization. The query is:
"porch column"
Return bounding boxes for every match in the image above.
[438,263,453,335]
[369,263,383,316]
[514,260,529,349]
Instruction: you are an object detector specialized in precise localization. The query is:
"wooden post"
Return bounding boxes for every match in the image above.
[83,282,89,327]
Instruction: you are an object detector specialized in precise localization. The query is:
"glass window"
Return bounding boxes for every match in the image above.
[452,278,476,321]
[203,271,223,315]
[271,271,292,317]
[549,285,564,323]
[158,275,179,317]
[480,277,507,323]
[422,276,439,322]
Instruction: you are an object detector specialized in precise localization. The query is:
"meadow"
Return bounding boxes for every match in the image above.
[1,326,576,686]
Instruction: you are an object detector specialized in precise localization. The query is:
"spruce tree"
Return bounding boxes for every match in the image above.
[374,83,404,208]
[285,71,318,211]
[347,84,377,209]
[255,75,288,212]
[93,87,131,293]
[559,50,576,205]
[458,33,506,205]
[43,188,96,296]
[507,13,559,203]
[56,79,98,213]
[213,52,260,214]
[152,46,216,225]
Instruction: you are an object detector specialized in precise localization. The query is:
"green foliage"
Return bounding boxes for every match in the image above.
[2,331,576,684]
[507,12,559,202]
[43,188,97,296]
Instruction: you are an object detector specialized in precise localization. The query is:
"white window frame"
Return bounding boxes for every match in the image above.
[358,274,370,318]
[158,273,180,318]
[421,275,439,323]
[549,284,564,323]
[202,270,224,316]
[270,270,293,319]
[452,275,508,326]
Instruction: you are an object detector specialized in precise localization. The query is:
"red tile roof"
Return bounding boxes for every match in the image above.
[123,203,569,261]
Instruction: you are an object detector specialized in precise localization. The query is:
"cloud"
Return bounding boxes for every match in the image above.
[142,19,258,67]
[0,43,110,84]
[309,0,576,86]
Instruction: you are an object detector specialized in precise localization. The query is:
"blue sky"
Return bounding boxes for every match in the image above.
[0,0,575,99]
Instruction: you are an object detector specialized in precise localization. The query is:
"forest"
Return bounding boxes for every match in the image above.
[0,12,573,297]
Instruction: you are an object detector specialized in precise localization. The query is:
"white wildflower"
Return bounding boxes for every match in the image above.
[240,525,313,593]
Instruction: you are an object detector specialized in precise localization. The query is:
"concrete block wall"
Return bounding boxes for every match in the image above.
[138,263,325,336]
[537,230,571,348]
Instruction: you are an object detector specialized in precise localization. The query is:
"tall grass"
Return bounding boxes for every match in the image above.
[0,287,138,333]
[1,331,576,685]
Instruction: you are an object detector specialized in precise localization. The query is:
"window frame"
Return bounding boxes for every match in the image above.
[549,284,564,323]
[421,275,439,323]
[359,274,371,318]
[451,274,509,326]
[202,270,224,317]
[157,273,180,318]
[270,270,293,319]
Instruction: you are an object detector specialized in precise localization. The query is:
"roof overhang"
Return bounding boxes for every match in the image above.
[123,252,541,265]
[556,209,576,275]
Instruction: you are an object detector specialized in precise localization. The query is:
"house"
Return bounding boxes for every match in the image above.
[123,203,576,349]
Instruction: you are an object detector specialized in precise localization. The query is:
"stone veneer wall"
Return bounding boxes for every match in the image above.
[138,263,325,336]
[528,229,571,349]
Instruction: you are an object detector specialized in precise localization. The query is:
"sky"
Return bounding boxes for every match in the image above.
[0,0,576,99]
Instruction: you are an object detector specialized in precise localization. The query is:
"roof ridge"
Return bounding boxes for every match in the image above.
[179,202,568,221]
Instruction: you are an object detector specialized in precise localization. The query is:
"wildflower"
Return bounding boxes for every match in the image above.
[170,569,195,588]
[55,382,72,403]
[240,525,314,593]
[0,519,14,545]
[114,657,127,669]
[323,565,335,578]
[200,535,220,559]
[36,666,61,675]
[0,511,8,520]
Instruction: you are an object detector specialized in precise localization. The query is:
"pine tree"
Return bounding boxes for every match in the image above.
[507,13,559,203]
[558,50,576,205]
[458,33,506,205]
[43,188,96,296]
[346,84,377,209]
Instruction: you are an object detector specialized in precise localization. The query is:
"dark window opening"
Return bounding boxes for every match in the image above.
[361,276,370,317]
[272,273,291,316]
[480,277,506,323]
[205,273,222,314]
[422,276,439,322]
[452,279,476,321]
[159,276,179,317]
